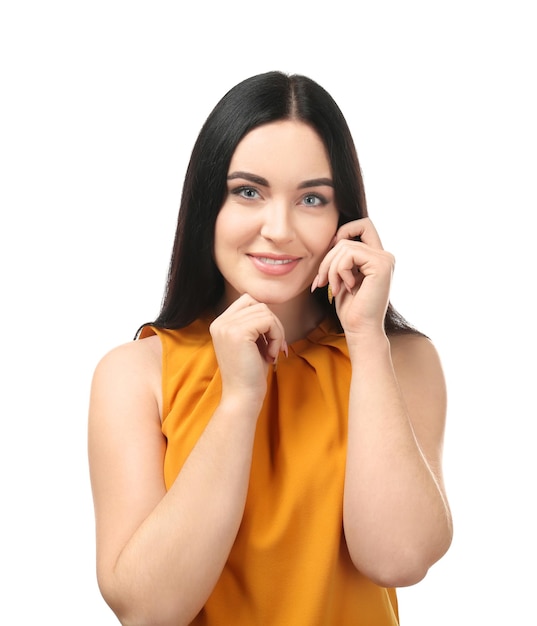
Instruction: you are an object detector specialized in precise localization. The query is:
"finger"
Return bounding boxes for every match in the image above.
[217,294,283,342]
[230,303,287,363]
[221,292,259,313]
[311,244,341,290]
[212,305,287,369]
[326,246,361,296]
[336,217,383,249]
[255,311,287,362]
[314,240,361,291]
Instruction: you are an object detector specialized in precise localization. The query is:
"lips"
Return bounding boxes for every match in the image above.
[248,253,301,276]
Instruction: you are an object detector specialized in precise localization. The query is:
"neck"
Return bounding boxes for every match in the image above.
[267,295,325,344]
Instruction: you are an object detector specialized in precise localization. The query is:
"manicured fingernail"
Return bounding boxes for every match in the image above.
[328,284,334,304]
[282,340,288,358]
[311,275,319,292]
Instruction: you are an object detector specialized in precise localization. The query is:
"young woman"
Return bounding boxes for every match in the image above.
[88,71,453,626]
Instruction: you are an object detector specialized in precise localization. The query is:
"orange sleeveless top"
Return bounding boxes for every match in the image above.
[141,317,399,625]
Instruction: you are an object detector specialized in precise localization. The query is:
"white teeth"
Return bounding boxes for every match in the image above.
[258,257,294,265]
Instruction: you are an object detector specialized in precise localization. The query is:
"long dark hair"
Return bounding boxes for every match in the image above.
[139,71,420,337]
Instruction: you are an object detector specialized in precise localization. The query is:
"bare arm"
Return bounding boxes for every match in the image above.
[89,297,283,626]
[88,298,285,626]
[88,339,258,625]
[313,218,453,587]
[343,331,452,587]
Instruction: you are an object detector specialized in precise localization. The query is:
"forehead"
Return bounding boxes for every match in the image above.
[229,121,331,176]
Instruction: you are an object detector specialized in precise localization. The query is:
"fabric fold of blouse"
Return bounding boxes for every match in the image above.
[140,318,398,626]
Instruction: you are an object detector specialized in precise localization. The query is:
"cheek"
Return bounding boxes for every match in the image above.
[313,213,339,253]
[214,206,238,245]
[213,211,231,267]
[214,206,253,261]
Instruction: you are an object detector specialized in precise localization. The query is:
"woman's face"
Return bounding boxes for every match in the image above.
[214,120,339,309]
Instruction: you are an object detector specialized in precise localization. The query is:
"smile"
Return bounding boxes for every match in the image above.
[248,254,301,276]
[257,257,295,265]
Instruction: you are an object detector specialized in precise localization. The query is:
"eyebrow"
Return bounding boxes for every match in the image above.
[227,171,269,186]
[298,177,334,189]
[227,171,334,189]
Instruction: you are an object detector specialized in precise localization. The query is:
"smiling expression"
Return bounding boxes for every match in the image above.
[214,120,339,309]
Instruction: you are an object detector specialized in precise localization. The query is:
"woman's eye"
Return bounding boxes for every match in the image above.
[233,186,260,200]
[302,194,327,207]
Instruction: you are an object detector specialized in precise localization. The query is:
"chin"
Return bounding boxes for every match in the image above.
[223,279,311,307]
[252,285,310,306]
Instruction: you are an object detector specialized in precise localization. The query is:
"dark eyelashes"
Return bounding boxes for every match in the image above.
[231,185,259,198]
[305,193,329,205]
[230,186,329,206]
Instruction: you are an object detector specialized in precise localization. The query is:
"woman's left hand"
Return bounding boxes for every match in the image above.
[313,218,394,338]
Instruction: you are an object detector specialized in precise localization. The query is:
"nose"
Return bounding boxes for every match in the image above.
[260,201,294,243]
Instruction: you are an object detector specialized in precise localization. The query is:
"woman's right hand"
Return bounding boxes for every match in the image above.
[210,294,287,406]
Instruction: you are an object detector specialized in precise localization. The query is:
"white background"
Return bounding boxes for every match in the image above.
[1,1,535,623]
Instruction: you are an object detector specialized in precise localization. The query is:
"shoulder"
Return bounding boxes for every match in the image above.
[93,335,162,379]
[389,332,446,403]
[389,332,443,370]
[388,332,447,423]
[90,335,163,417]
